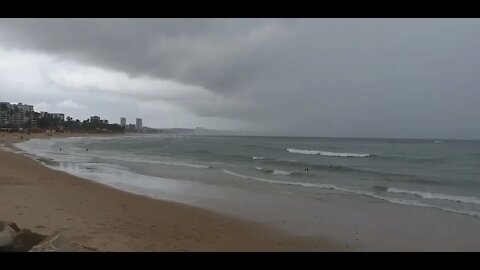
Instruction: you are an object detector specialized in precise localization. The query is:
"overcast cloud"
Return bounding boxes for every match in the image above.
[0,18,479,139]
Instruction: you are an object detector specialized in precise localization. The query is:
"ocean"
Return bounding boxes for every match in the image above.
[12,134,480,249]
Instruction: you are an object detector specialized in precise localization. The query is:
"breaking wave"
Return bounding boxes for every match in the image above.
[387,187,480,205]
[107,156,210,169]
[286,148,370,157]
[272,169,293,176]
[222,169,480,218]
[253,167,303,176]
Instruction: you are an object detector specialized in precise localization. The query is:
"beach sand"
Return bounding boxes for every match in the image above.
[0,132,335,251]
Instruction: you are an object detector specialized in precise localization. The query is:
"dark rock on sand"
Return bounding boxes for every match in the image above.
[6,229,46,252]
[0,221,47,252]
[1,220,94,252]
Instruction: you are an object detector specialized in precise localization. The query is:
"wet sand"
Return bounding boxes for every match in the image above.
[0,132,336,251]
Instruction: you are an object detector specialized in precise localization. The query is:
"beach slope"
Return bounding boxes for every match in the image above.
[0,133,331,251]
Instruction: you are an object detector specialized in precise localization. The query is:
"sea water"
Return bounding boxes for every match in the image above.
[15,134,480,219]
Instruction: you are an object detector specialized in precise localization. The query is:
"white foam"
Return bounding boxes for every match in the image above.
[224,169,296,186]
[222,169,480,218]
[372,194,480,218]
[109,156,210,169]
[436,207,480,218]
[286,148,370,157]
[147,160,210,169]
[387,187,480,205]
[254,167,295,176]
[286,148,321,155]
[252,156,265,160]
[223,169,351,192]
[370,194,431,207]
[272,170,293,176]
[15,138,211,170]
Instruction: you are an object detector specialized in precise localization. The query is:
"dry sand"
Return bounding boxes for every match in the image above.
[0,132,336,251]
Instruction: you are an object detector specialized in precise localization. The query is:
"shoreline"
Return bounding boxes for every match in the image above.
[0,132,336,251]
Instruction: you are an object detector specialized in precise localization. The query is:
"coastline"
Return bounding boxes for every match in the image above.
[0,132,334,251]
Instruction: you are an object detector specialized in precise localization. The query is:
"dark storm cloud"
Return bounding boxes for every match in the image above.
[0,18,285,91]
[1,18,480,139]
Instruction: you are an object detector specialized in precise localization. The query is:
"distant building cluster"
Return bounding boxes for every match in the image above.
[120,117,143,132]
[0,101,68,129]
[1,100,145,133]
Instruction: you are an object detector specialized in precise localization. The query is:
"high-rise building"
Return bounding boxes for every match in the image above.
[136,118,142,130]
[0,102,11,126]
[0,102,34,127]
[120,117,126,127]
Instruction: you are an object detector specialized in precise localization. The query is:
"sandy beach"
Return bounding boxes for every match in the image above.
[0,132,334,251]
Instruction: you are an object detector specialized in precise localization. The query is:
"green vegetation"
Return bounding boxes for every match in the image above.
[78,119,124,133]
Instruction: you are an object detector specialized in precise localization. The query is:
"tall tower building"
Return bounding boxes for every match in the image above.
[136,118,142,130]
[120,117,126,127]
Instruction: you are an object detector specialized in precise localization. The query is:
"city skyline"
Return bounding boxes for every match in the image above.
[0,100,144,131]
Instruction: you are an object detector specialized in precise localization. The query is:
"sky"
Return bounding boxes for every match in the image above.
[0,18,479,139]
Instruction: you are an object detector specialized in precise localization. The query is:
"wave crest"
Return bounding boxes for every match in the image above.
[387,187,480,205]
[286,148,370,157]
[222,169,480,218]
[254,167,302,176]
[107,156,210,169]
[272,169,293,176]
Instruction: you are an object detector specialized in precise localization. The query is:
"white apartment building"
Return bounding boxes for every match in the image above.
[49,113,65,121]
[40,112,65,121]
